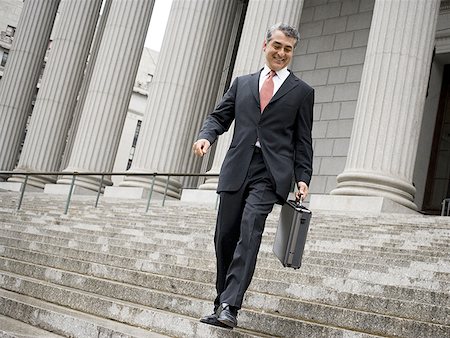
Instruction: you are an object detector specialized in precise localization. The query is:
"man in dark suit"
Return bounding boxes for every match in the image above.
[193,23,314,329]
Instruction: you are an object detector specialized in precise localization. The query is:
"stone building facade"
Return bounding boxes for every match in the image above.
[0,0,158,190]
[0,0,449,214]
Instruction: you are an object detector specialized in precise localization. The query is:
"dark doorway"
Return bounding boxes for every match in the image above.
[423,64,450,213]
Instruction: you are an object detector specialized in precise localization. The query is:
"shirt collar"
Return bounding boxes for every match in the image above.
[262,64,290,80]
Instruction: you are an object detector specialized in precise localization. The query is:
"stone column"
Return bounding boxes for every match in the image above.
[57,0,154,191]
[179,0,247,190]
[119,0,240,198]
[8,0,103,189]
[200,0,304,190]
[59,0,113,172]
[0,0,60,179]
[330,0,441,210]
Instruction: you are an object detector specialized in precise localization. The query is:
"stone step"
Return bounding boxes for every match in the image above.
[1,192,449,337]
[3,193,450,226]
[0,274,266,338]
[2,238,440,308]
[1,219,449,287]
[2,213,449,261]
[4,204,450,232]
[3,239,445,311]
[2,214,448,268]
[1,225,427,280]
[0,313,65,338]
[1,191,449,228]
[2,231,449,302]
[63,210,450,235]
[1,223,448,289]
[0,223,409,272]
[4,200,450,236]
[0,270,382,338]
[6,213,449,255]
[0,290,169,338]
[0,250,448,332]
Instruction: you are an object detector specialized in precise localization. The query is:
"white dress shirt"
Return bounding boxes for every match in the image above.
[259,64,290,95]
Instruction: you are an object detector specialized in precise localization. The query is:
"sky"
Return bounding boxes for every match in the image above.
[144,0,173,51]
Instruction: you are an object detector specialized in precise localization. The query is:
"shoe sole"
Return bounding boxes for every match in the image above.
[200,318,231,329]
[217,318,237,329]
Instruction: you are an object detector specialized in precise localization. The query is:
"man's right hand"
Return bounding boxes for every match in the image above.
[192,139,211,157]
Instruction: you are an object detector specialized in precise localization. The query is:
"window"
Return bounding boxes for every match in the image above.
[6,25,15,38]
[1,51,8,67]
[127,120,142,170]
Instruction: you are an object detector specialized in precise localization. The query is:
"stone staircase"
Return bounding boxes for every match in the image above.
[0,191,448,338]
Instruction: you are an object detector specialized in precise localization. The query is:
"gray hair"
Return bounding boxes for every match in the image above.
[266,23,300,48]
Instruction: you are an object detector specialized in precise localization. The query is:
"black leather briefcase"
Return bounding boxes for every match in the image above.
[273,199,312,269]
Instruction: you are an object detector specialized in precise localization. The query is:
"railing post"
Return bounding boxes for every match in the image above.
[17,174,29,211]
[145,174,156,213]
[95,174,104,208]
[162,175,170,207]
[65,174,76,215]
[0,171,221,213]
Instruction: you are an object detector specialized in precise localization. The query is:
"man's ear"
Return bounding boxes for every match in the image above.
[262,40,267,51]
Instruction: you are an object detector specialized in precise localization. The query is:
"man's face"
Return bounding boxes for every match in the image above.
[263,29,296,71]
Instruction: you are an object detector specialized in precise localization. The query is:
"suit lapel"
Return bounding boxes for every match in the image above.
[249,70,261,105]
[270,72,299,104]
[248,70,299,111]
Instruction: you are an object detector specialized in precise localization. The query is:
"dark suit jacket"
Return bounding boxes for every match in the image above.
[198,69,314,201]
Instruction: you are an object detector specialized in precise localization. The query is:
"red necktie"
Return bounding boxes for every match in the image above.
[260,70,276,112]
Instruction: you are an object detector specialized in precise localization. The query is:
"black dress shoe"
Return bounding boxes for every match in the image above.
[199,313,230,329]
[217,303,238,328]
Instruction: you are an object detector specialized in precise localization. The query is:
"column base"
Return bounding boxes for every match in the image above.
[8,174,57,189]
[198,177,219,190]
[104,186,149,199]
[332,171,417,210]
[104,186,178,202]
[0,182,43,192]
[180,189,218,204]
[44,184,97,196]
[119,175,182,199]
[56,174,112,193]
[309,194,418,215]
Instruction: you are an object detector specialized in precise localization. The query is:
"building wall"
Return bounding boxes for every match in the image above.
[414,60,445,210]
[415,3,450,209]
[1,0,448,208]
[112,47,159,185]
[0,0,21,33]
[292,0,375,195]
[0,0,22,77]
[112,107,145,186]
[0,0,158,184]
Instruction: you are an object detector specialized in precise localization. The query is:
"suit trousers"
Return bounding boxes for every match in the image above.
[214,147,279,309]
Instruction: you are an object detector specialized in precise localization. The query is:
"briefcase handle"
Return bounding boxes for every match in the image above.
[289,195,311,213]
[295,194,304,208]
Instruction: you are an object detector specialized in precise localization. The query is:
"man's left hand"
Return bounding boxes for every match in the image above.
[296,181,309,201]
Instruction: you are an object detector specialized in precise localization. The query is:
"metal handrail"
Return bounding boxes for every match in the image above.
[0,171,219,214]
